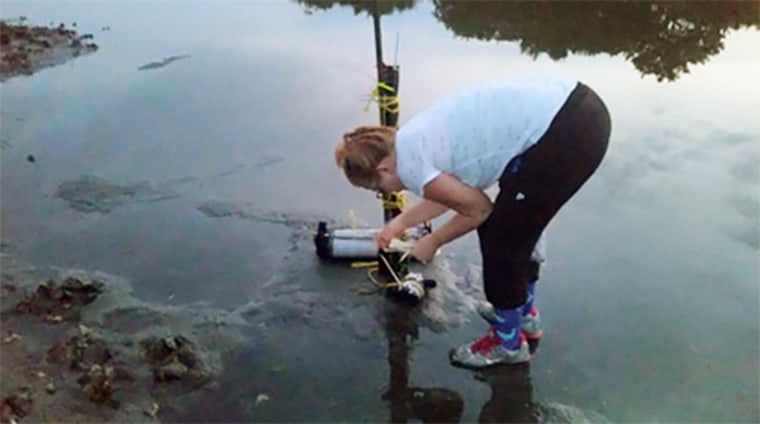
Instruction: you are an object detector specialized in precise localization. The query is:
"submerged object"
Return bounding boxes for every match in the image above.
[314,221,437,304]
[314,222,379,260]
[137,54,190,71]
[314,221,428,260]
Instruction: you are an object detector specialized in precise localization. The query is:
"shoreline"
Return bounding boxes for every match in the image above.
[0,18,99,82]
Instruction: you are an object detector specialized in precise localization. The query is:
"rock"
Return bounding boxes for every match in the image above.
[46,339,70,364]
[182,370,211,389]
[78,364,120,409]
[64,325,107,355]
[154,358,187,383]
[45,321,130,408]
[143,402,159,418]
[2,332,22,344]
[16,277,104,322]
[140,334,210,388]
[1,387,32,422]
[255,393,270,405]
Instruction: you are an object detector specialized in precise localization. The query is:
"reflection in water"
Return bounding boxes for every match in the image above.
[383,299,464,423]
[1,0,754,421]
[475,364,611,423]
[294,0,415,16]
[383,298,608,423]
[296,0,759,82]
[432,0,759,81]
[475,365,540,423]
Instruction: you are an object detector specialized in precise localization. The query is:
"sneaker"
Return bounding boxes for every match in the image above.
[449,327,531,369]
[520,307,543,339]
[476,302,543,340]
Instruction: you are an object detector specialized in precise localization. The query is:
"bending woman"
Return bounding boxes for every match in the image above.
[334,74,611,369]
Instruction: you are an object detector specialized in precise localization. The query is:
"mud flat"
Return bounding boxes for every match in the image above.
[0,243,247,423]
[0,18,98,82]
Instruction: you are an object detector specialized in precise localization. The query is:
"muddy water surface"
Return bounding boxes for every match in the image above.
[1,1,758,422]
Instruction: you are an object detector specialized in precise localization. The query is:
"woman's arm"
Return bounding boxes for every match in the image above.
[375,198,449,249]
[375,173,491,251]
[421,173,493,246]
[394,199,450,229]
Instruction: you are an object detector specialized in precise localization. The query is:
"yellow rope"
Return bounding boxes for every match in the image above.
[364,83,401,118]
[351,266,399,295]
[351,261,378,269]
[350,254,405,295]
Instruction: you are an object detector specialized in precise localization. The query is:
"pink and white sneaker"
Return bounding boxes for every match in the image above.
[449,327,531,369]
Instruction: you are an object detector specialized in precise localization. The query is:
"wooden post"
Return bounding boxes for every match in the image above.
[372,0,407,280]
[372,1,383,80]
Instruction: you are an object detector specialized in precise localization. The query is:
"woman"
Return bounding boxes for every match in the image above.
[334,73,611,368]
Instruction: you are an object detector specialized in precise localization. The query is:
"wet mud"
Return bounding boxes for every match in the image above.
[140,335,210,388]
[195,199,484,333]
[196,200,338,229]
[0,19,98,82]
[0,244,246,423]
[51,157,287,215]
[166,278,611,423]
[474,366,611,423]
[196,200,346,252]
[55,176,179,214]
[15,277,103,322]
[0,216,613,423]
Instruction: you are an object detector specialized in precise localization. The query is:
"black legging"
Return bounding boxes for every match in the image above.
[477,82,611,309]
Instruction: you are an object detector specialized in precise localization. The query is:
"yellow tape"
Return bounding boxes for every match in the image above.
[364,84,401,116]
[377,81,396,93]
[380,191,407,210]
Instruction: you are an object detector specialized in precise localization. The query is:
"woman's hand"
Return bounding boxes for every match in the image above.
[409,234,439,263]
[374,219,406,250]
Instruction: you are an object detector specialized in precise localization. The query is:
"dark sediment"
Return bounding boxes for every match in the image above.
[55,176,179,214]
[0,19,98,82]
[0,245,242,423]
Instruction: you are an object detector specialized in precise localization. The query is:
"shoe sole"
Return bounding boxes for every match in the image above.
[448,348,531,370]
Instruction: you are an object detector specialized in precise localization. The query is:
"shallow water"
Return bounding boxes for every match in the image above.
[1,1,758,422]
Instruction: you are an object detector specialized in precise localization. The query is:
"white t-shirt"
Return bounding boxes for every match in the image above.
[395,74,578,198]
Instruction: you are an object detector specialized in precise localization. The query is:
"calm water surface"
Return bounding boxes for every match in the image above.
[1,1,758,422]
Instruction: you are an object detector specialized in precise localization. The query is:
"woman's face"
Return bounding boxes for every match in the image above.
[371,152,404,195]
[374,170,404,195]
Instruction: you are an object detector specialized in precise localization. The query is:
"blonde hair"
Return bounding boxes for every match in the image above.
[334,125,396,188]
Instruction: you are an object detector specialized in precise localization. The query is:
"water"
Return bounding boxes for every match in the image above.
[1,1,758,422]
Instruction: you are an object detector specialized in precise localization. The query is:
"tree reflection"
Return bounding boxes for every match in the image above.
[293,0,416,16]
[432,0,759,81]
